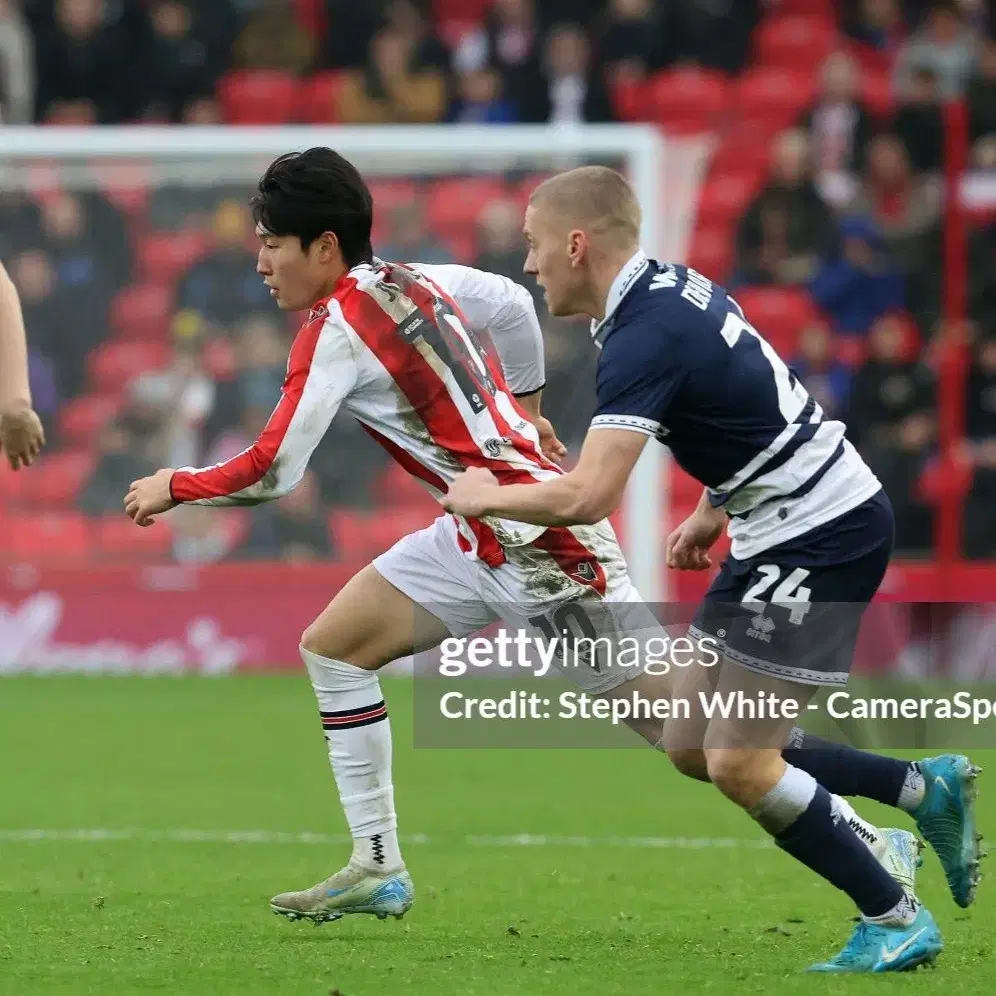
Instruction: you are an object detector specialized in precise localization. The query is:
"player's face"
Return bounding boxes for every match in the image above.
[523,204,584,318]
[256,227,325,311]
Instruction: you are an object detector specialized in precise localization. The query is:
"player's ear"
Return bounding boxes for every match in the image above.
[316,231,340,262]
[567,229,587,268]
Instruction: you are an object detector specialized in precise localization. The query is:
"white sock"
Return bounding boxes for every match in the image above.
[897,764,926,812]
[749,764,817,834]
[863,891,920,927]
[301,647,404,874]
[831,795,884,857]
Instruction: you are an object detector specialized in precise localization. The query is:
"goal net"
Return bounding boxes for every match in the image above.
[0,124,711,672]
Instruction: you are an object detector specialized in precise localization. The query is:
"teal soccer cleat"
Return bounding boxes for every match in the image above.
[912,754,984,907]
[808,906,943,973]
[270,864,414,924]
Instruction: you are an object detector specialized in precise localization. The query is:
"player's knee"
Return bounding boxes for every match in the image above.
[666,747,710,782]
[704,749,760,799]
[300,621,330,658]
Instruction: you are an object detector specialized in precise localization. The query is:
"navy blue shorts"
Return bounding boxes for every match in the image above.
[689,491,894,686]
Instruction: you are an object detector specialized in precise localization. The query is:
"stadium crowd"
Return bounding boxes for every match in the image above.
[0,0,995,564]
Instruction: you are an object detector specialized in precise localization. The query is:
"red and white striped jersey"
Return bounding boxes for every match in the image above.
[170,261,589,567]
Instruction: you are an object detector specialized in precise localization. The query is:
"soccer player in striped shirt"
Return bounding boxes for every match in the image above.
[125,149,922,945]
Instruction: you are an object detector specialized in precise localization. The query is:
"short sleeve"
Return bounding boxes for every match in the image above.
[591,319,685,438]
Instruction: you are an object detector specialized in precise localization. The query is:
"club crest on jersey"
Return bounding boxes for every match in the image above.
[308,303,329,323]
[483,437,509,458]
[573,561,598,584]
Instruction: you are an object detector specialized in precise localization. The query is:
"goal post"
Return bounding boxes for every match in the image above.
[1,123,710,602]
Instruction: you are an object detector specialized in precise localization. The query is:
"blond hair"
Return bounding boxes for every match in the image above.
[529,166,641,248]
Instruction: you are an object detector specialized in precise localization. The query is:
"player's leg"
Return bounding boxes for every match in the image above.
[271,518,497,924]
[702,664,941,973]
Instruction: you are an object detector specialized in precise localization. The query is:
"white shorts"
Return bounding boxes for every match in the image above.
[373,515,660,695]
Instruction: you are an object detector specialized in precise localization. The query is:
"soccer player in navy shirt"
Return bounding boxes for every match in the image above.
[443,166,982,972]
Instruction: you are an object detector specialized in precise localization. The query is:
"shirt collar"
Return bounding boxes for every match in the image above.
[589,249,649,340]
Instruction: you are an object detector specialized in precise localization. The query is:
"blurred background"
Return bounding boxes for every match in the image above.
[0,0,994,670]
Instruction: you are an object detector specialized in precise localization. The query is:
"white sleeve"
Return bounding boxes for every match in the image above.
[171,311,358,506]
[415,263,546,397]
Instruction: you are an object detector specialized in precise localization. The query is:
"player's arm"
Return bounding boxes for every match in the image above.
[0,260,45,469]
[124,313,358,526]
[442,310,680,525]
[443,426,648,526]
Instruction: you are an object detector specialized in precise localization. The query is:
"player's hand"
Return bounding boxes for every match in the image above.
[440,467,500,518]
[0,403,45,470]
[533,415,567,465]
[124,469,178,527]
[665,510,724,571]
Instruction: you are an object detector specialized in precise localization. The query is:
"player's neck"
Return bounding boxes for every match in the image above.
[589,247,645,321]
[313,262,350,304]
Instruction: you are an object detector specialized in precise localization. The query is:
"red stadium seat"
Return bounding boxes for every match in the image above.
[109,284,173,342]
[437,19,481,50]
[730,286,817,357]
[58,394,121,447]
[136,229,210,285]
[736,68,816,131]
[21,451,95,509]
[861,66,895,119]
[373,463,440,510]
[686,224,735,282]
[425,178,508,235]
[369,180,421,245]
[217,71,300,125]
[609,77,650,122]
[753,15,838,69]
[432,0,487,26]
[299,71,346,123]
[646,68,729,133]
[88,341,171,394]
[695,170,762,229]
[94,515,172,561]
[4,512,93,564]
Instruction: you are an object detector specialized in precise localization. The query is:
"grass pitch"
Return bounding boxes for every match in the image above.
[0,676,993,995]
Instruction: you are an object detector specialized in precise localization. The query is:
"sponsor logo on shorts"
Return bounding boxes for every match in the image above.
[746,613,775,644]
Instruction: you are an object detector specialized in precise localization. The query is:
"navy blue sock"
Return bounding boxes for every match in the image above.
[757,775,905,918]
[782,729,911,807]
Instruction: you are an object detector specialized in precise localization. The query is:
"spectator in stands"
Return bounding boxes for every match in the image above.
[0,191,41,258]
[847,313,936,552]
[734,130,835,287]
[516,22,614,125]
[78,418,158,517]
[474,199,530,286]
[894,0,978,99]
[968,36,996,142]
[181,94,222,124]
[962,333,996,557]
[0,0,34,123]
[338,25,447,124]
[453,0,539,83]
[39,191,114,309]
[320,0,383,70]
[847,133,942,275]
[384,0,450,73]
[449,68,516,123]
[598,0,661,83]
[802,51,876,209]
[33,0,140,123]
[176,199,276,333]
[810,215,905,336]
[894,66,945,172]
[669,0,760,75]
[377,201,452,266]
[232,0,315,74]
[845,0,905,55]
[8,247,95,399]
[141,0,218,122]
[791,321,853,420]
[240,469,334,562]
[171,504,241,564]
[127,314,215,469]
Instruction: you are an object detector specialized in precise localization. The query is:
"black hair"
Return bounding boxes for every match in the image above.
[250,147,374,267]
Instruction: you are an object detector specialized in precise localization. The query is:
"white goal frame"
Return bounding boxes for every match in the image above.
[1,123,699,602]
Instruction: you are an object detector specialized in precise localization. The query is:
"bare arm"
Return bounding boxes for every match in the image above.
[442,427,648,526]
[0,261,45,469]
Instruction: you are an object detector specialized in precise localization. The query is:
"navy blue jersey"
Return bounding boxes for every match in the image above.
[590,253,881,559]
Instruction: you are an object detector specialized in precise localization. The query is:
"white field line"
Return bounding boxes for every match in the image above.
[0,828,775,849]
